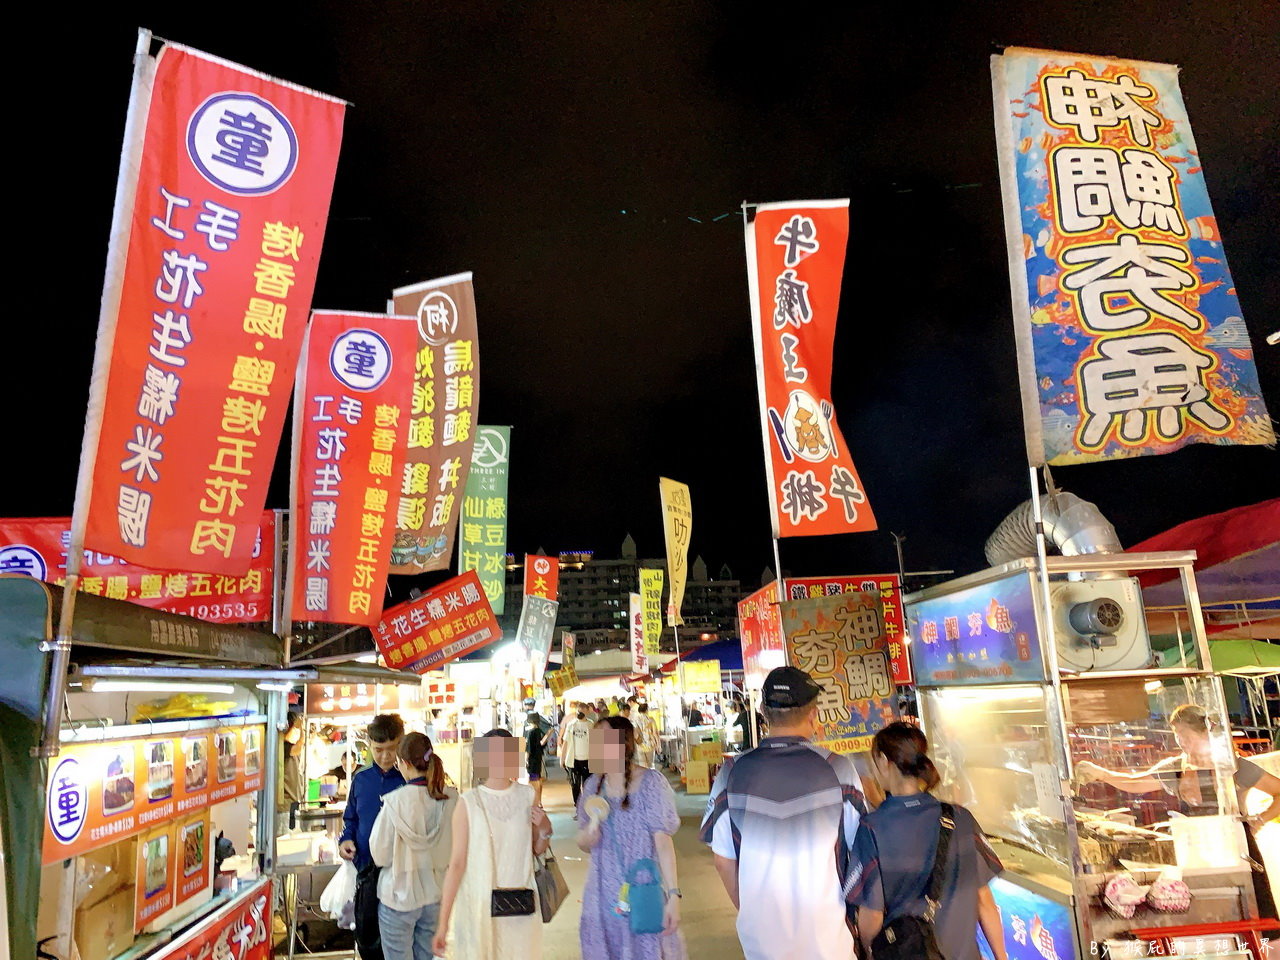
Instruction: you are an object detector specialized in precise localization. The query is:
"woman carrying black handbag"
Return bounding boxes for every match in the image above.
[846,723,1008,960]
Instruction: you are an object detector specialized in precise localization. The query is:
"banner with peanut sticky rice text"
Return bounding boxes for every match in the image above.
[779,592,897,754]
[745,201,876,537]
[289,312,417,626]
[992,47,1275,466]
[81,39,345,572]
[389,274,481,573]
[0,513,275,623]
[374,569,500,674]
[459,426,511,612]
[659,478,691,626]
[640,568,664,656]
[524,554,559,601]
[629,592,647,675]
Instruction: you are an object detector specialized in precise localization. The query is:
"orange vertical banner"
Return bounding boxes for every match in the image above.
[289,312,418,626]
[745,200,876,538]
[82,42,346,572]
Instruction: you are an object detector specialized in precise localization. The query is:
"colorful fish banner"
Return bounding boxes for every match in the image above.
[744,200,876,538]
[288,312,417,626]
[388,273,480,573]
[992,47,1275,466]
[80,35,345,572]
[458,425,511,612]
[779,591,897,754]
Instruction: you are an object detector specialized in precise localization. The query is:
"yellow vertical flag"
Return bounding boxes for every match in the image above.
[659,478,692,626]
[640,568,664,656]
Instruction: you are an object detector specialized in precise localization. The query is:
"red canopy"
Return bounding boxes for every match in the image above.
[1128,498,1280,589]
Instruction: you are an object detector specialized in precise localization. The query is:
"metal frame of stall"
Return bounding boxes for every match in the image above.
[905,549,1254,956]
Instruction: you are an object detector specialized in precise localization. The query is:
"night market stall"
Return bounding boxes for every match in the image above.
[906,551,1273,959]
[0,576,300,960]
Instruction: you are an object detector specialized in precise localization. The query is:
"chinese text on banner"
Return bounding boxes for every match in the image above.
[992,47,1274,465]
[458,425,510,612]
[389,274,481,573]
[639,568,664,657]
[374,570,499,674]
[629,592,647,675]
[524,554,560,601]
[779,592,897,754]
[659,477,691,626]
[83,43,345,572]
[0,513,275,623]
[290,312,417,626]
[744,200,876,537]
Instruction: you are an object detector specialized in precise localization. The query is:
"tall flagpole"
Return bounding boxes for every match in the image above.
[40,29,156,757]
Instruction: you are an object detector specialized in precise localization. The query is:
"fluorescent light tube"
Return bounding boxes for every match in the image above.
[88,680,235,695]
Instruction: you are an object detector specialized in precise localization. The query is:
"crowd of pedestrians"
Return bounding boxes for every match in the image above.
[337,666,1012,960]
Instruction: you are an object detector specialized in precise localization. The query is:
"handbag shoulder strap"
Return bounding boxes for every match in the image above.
[472,790,501,885]
[924,802,956,917]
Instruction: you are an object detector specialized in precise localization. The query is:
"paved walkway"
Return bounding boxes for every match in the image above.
[537,762,744,959]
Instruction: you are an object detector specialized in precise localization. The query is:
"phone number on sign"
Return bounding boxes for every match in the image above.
[165,602,263,622]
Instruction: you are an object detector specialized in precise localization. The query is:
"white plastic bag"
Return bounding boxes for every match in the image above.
[319,860,357,927]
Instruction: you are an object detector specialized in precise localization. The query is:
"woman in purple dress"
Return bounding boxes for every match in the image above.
[576,716,687,960]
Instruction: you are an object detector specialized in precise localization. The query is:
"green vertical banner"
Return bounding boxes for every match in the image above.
[459,426,511,613]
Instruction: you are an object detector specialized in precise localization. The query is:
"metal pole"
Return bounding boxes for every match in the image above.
[39,29,155,758]
[772,537,789,666]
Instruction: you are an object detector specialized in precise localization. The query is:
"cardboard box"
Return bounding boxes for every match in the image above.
[78,837,138,904]
[75,885,136,960]
[685,760,710,794]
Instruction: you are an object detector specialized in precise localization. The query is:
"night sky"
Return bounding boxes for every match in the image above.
[22,2,1279,600]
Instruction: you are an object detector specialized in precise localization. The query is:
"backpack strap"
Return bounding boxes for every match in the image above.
[923,802,956,921]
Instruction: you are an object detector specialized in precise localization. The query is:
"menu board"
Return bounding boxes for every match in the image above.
[305,681,424,718]
[44,724,265,864]
[135,823,175,931]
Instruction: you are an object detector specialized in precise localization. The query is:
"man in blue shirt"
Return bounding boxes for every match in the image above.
[340,714,405,960]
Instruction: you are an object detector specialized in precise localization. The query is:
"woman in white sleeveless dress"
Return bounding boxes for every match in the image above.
[434,729,552,959]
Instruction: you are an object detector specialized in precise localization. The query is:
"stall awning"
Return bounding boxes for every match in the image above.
[0,575,283,666]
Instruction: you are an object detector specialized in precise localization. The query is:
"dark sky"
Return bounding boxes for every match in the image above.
[22,2,1280,598]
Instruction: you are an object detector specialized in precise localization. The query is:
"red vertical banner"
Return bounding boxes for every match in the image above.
[82,41,346,572]
[289,312,417,626]
[745,200,876,538]
[523,554,559,601]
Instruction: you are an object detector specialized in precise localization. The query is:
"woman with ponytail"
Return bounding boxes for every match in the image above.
[576,715,686,959]
[369,732,457,960]
[846,722,1007,960]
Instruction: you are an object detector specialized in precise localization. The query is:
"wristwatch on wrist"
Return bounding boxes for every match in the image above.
[667,887,682,898]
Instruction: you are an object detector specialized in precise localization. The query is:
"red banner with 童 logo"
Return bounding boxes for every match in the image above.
[745,200,876,538]
[81,39,345,573]
[289,312,417,626]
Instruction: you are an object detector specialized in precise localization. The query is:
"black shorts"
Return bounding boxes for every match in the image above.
[526,753,545,781]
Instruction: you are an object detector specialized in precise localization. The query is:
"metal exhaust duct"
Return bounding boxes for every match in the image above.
[984,491,1123,568]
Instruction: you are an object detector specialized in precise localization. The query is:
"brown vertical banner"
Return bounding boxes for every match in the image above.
[388,273,480,573]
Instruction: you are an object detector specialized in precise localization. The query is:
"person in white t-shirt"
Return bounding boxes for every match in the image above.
[560,704,595,812]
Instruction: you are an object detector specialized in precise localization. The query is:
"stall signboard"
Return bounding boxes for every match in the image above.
[516,595,559,682]
[979,876,1073,960]
[524,554,559,601]
[0,513,275,623]
[640,569,664,657]
[780,592,897,754]
[548,668,576,698]
[629,593,647,675]
[424,675,456,708]
[659,477,691,625]
[374,569,500,674]
[306,681,423,717]
[992,48,1275,466]
[136,822,175,930]
[787,575,911,685]
[744,200,876,538]
[175,812,211,906]
[459,426,511,611]
[562,630,576,676]
[290,311,417,626]
[388,273,481,574]
[82,40,346,573]
[739,581,784,690]
[151,879,272,960]
[681,660,721,694]
[907,572,1045,686]
[43,724,265,864]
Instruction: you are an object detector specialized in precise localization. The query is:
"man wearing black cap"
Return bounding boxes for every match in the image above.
[699,666,867,960]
